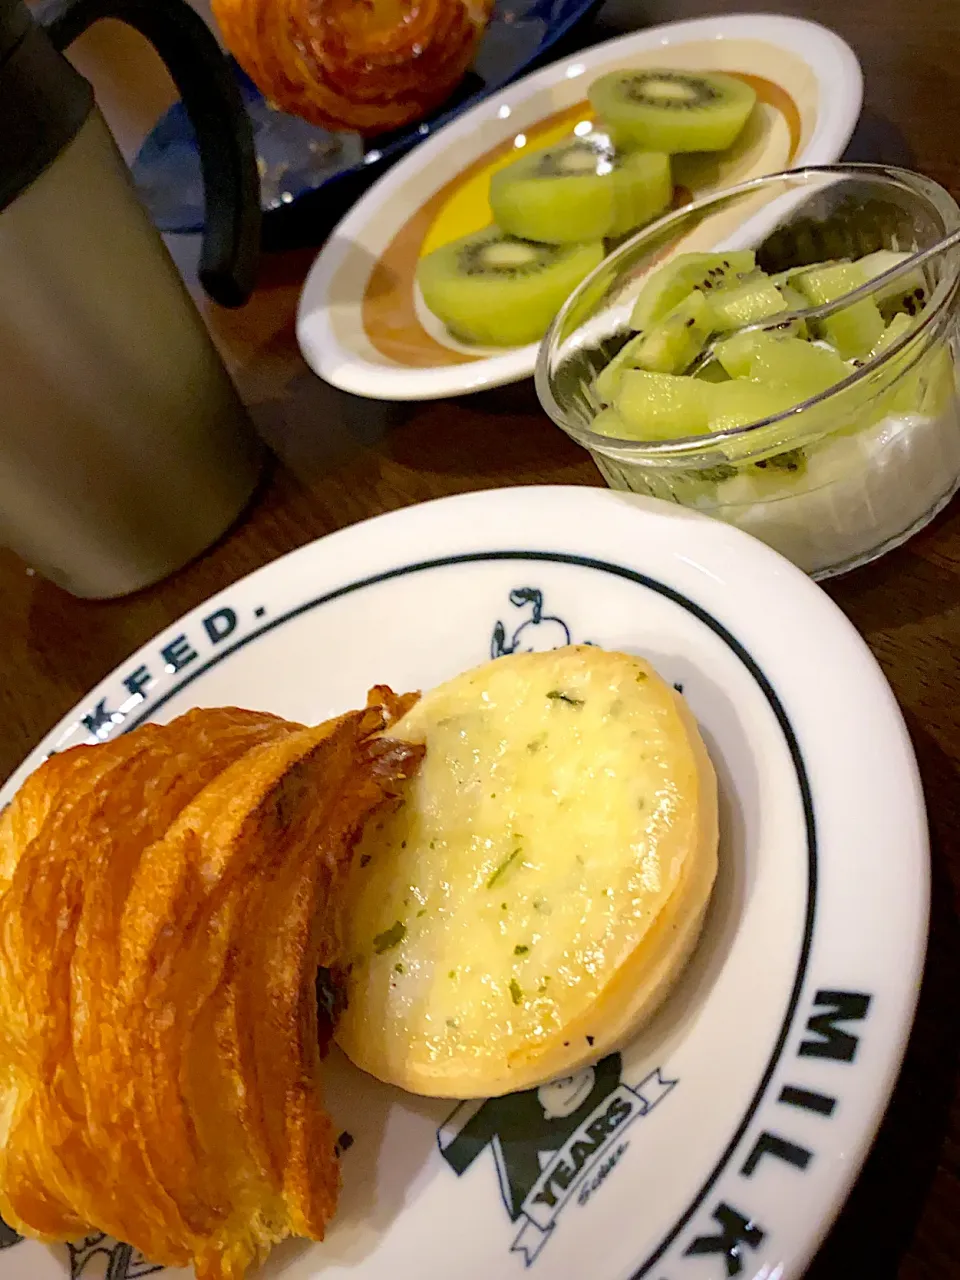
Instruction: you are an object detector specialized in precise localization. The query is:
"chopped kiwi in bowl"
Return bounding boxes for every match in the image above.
[535,165,960,579]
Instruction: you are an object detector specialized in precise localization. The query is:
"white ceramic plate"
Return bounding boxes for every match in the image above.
[296,15,863,402]
[0,488,926,1280]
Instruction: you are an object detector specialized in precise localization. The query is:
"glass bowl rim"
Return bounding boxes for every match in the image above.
[534,162,960,459]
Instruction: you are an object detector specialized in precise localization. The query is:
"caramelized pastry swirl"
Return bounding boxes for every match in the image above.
[211,0,495,135]
[0,697,420,1278]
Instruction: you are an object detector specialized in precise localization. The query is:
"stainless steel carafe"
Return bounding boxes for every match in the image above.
[0,0,265,598]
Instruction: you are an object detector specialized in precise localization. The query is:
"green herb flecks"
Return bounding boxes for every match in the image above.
[487,847,521,889]
[546,690,584,707]
[514,944,529,956]
[394,962,405,974]
[372,920,407,954]
[509,979,523,1005]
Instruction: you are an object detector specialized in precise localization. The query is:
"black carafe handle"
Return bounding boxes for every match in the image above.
[37,0,260,307]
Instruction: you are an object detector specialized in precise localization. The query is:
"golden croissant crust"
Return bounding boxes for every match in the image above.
[211,0,495,135]
[0,696,421,1279]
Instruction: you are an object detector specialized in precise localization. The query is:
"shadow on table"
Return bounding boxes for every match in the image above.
[377,381,593,479]
[253,367,595,490]
[806,715,960,1278]
[841,106,916,169]
[824,502,960,636]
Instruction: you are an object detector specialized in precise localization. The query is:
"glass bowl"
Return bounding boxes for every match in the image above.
[535,165,960,579]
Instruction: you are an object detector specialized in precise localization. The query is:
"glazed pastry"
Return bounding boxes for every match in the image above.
[211,0,495,135]
[0,695,421,1279]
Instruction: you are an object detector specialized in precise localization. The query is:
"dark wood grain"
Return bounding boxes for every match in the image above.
[2,2,959,1275]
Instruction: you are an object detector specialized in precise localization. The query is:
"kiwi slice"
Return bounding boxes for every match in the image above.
[589,70,757,153]
[630,251,756,329]
[416,229,604,347]
[793,262,885,359]
[489,137,672,243]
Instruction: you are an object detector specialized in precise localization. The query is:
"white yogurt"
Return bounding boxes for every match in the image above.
[712,398,960,576]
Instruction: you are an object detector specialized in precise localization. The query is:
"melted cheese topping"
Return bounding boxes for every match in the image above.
[336,646,718,1097]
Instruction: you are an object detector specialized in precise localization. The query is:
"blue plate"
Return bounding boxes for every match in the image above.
[133,0,602,240]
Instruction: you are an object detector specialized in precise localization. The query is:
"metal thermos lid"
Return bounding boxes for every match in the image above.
[0,0,93,213]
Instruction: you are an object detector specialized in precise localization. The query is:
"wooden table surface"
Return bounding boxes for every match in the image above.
[3,1,959,1275]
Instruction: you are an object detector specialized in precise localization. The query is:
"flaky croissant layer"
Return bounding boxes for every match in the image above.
[211,0,495,134]
[0,696,421,1279]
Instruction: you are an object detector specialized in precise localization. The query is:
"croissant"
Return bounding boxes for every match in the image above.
[0,695,421,1279]
[211,0,495,135]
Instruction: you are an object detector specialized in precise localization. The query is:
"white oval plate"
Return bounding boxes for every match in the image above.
[0,488,925,1280]
[296,15,863,402]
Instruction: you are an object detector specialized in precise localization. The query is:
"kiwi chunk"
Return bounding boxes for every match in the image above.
[490,137,672,243]
[416,228,604,346]
[594,332,649,404]
[742,334,852,393]
[866,313,950,416]
[589,70,757,153]
[778,283,810,338]
[707,276,787,332]
[713,330,759,378]
[869,311,916,357]
[694,360,731,383]
[627,290,712,374]
[630,251,756,329]
[793,262,886,359]
[856,250,928,315]
[591,406,633,438]
[707,379,809,432]
[616,369,710,439]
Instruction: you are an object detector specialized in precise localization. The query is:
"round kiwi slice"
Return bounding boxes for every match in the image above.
[489,136,672,243]
[589,70,757,153]
[416,228,605,347]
